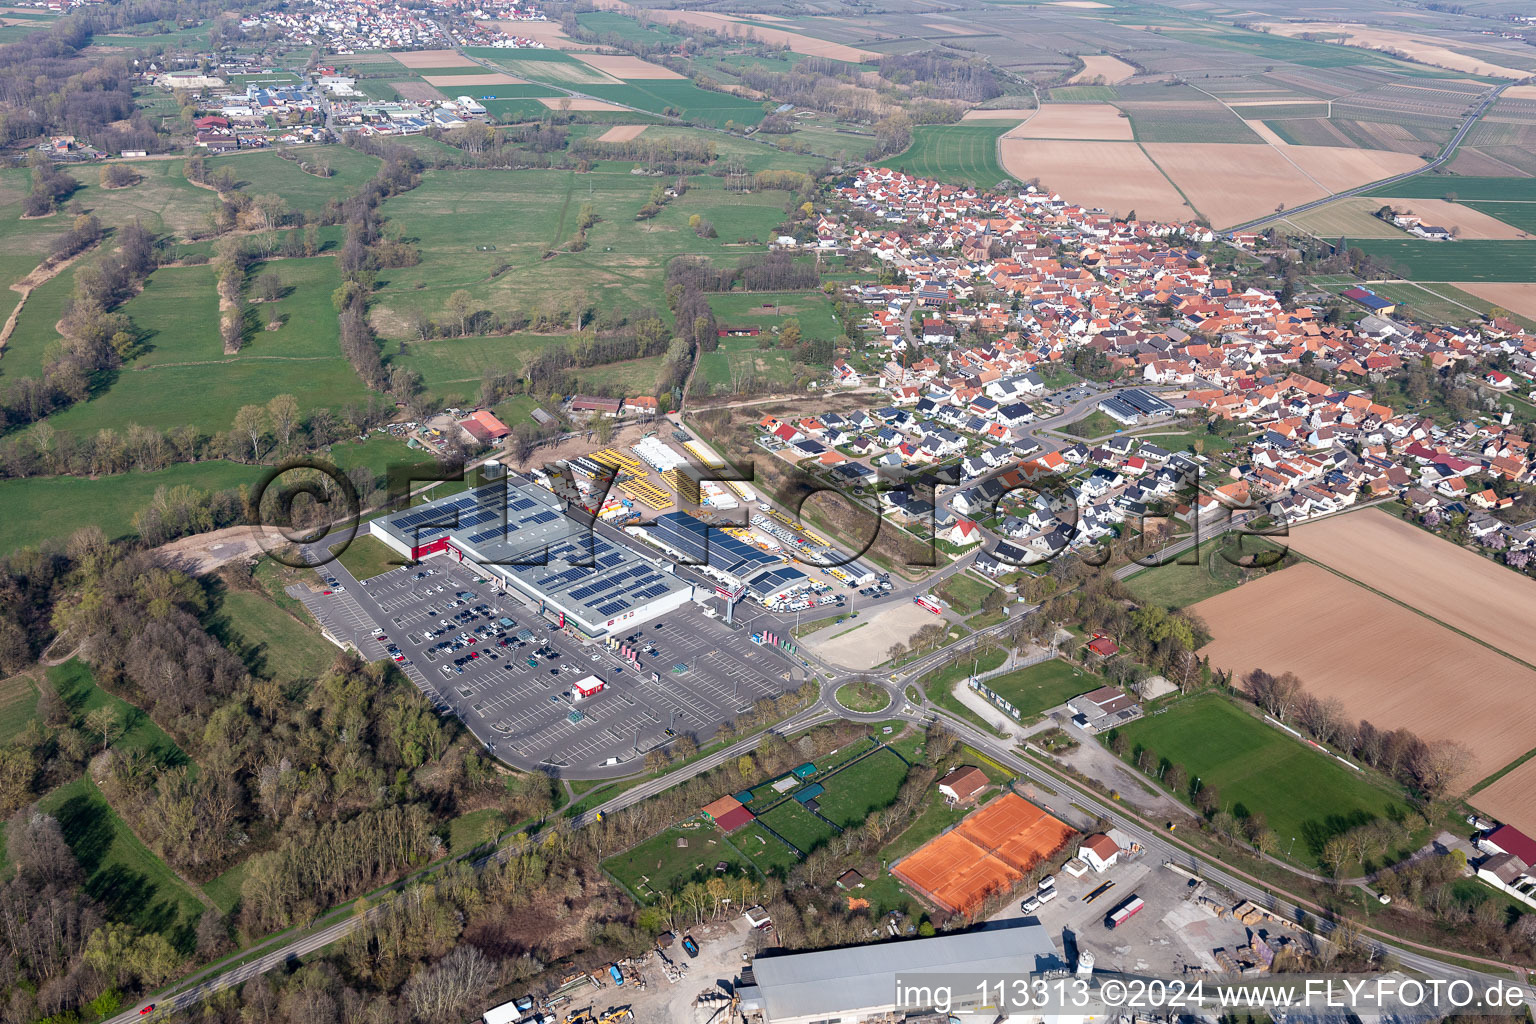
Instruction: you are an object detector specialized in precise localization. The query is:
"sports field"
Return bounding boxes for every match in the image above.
[981,659,1099,718]
[1108,693,1414,868]
[878,125,1014,189]
[1193,561,1536,787]
[893,793,1073,913]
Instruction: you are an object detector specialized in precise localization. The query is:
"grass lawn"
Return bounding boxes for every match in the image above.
[202,861,247,915]
[335,534,405,581]
[564,774,646,818]
[936,572,994,615]
[758,799,837,855]
[1123,536,1293,610]
[0,671,38,744]
[1134,430,1234,455]
[877,124,1014,190]
[204,584,338,684]
[0,460,259,557]
[880,789,970,863]
[604,822,750,900]
[39,776,206,949]
[1105,693,1415,870]
[727,820,799,877]
[982,658,1100,718]
[48,660,190,769]
[448,808,509,855]
[834,681,891,713]
[816,747,907,828]
[391,333,549,402]
[1062,410,1124,439]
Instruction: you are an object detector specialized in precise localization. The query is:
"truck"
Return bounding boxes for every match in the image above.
[1107,895,1144,929]
[608,964,624,987]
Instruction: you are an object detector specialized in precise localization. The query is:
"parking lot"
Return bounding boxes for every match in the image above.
[296,546,800,773]
[988,855,1263,976]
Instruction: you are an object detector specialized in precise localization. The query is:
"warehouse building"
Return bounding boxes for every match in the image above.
[369,477,694,637]
[737,921,1061,1024]
[1099,388,1175,426]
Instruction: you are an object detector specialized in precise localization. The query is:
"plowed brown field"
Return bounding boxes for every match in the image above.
[1192,562,1536,787]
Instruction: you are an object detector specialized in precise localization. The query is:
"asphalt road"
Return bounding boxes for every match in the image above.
[1225,82,1510,235]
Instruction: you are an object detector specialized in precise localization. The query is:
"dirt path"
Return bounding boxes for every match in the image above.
[0,239,104,354]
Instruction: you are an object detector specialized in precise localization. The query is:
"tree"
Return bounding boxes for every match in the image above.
[84,705,118,753]
[257,269,284,303]
[445,289,476,337]
[267,393,299,447]
[779,318,802,349]
[233,404,269,462]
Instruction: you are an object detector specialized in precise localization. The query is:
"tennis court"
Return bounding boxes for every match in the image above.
[892,793,1074,913]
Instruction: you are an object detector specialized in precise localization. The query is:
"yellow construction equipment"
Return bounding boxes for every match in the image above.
[563,1010,594,1024]
[597,1010,633,1024]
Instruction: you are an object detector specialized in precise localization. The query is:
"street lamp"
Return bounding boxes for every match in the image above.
[1288,836,1296,858]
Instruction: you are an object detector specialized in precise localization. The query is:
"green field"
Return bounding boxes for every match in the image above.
[1462,201,1536,235]
[39,776,206,947]
[1348,238,1536,282]
[1124,536,1291,610]
[335,534,404,581]
[205,586,338,685]
[1228,102,1331,120]
[1062,410,1124,438]
[1106,694,1414,869]
[729,820,800,877]
[814,747,907,827]
[981,658,1099,718]
[757,798,837,855]
[0,672,38,745]
[603,822,751,900]
[49,659,189,768]
[583,80,768,128]
[878,125,1013,189]
[577,10,682,45]
[44,256,371,437]
[1050,85,1117,102]
[1123,103,1262,144]
[370,167,783,335]
[201,861,247,915]
[0,460,259,556]
[448,808,510,855]
[1366,176,1536,202]
[207,146,382,215]
[834,681,891,713]
[935,572,994,615]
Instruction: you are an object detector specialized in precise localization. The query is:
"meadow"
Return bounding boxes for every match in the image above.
[582,80,768,127]
[203,584,340,685]
[878,125,1013,189]
[0,460,257,555]
[1123,536,1292,610]
[0,672,37,746]
[369,168,786,336]
[50,659,190,769]
[1107,693,1415,869]
[757,798,837,854]
[577,10,683,45]
[46,256,371,437]
[207,146,382,215]
[391,333,550,404]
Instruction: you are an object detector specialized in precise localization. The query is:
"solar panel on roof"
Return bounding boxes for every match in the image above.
[523,510,558,525]
[509,497,536,512]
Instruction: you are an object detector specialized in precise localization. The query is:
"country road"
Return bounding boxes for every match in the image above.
[1225,82,1510,234]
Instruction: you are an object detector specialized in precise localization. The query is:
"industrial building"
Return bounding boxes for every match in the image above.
[369,476,694,638]
[632,511,813,603]
[737,921,1062,1024]
[1098,388,1175,426]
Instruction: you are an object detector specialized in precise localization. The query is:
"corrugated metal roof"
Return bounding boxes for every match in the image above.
[751,921,1058,1020]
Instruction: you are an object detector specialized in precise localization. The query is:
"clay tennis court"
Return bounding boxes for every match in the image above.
[893,794,1074,913]
[1471,758,1536,839]
[1007,103,1132,141]
[998,140,1196,223]
[573,53,685,79]
[423,72,526,87]
[392,50,470,69]
[597,125,649,142]
[1192,561,1536,787]
[1286,509,1536,668]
